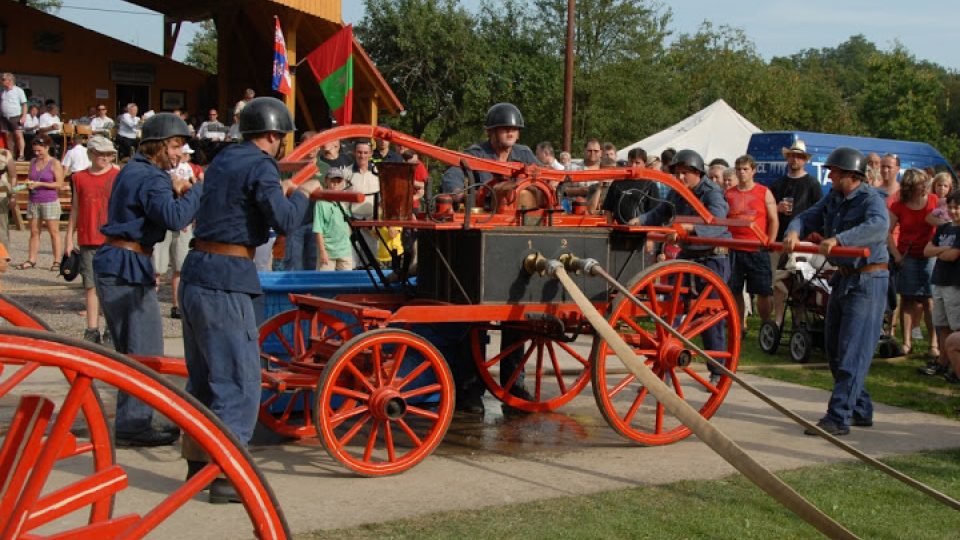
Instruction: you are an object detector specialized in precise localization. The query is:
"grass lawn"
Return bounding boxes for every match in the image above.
[300,449,960,540]
[736,315,960,420]
[300,315,960,539]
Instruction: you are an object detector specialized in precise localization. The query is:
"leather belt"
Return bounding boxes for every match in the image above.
[107,236,152,257]
[192,239,255,260]
[837,262,887,277]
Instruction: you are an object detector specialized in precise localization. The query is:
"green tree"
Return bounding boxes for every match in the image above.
[24,0,61,13]
[357,0,488,146]
[472,0,562,149]
[533,0,671,149]
[184,20,217,74]
[860,47,944,144]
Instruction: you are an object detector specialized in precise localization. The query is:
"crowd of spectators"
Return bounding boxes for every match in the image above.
[1,85,958,395]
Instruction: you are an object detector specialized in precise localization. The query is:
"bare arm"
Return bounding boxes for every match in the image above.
[65,188,78,253]
[764,189,778,243]
[887,210,902,262]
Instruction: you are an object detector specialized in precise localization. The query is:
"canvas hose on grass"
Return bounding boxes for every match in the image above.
[523,253,959,540]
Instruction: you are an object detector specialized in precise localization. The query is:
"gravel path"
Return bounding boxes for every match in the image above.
[1,228,183,338]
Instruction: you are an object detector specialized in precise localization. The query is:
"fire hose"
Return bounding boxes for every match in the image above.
[532,255,960,538]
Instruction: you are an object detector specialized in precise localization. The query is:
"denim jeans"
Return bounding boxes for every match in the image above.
[283,222,318,271]
[823,271,888,426]
[95,274,162,434]
[180,283,262,445]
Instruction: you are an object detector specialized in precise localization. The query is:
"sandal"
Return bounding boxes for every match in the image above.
[15,260,37,270]
[50,261,60,272]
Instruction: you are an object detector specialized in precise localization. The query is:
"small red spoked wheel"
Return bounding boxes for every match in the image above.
[313,328,454,476]
[0,293,116,525]
[258,309,354,439]
[0,328,289,539]
[592,260,740,445]
[470,321,592,412]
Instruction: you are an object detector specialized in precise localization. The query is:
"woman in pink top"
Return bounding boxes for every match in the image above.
[888,169,938,356]
[16,133,64,270]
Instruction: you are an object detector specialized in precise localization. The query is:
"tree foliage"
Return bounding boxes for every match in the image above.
[356,0,960,165]
[184,20,217,74]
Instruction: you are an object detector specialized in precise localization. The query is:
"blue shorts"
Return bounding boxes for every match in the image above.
[728,250,773,296]
[896,256,933,298]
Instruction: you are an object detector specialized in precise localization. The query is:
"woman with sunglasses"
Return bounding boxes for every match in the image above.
[16,133,64,271]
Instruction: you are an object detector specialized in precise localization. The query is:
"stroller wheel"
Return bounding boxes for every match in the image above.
[789,329,812,363]
[758,321,781,354]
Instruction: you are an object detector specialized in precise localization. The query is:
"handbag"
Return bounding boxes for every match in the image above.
[60,249,81,282]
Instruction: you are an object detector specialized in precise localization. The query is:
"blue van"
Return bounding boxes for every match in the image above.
[747,131,955,193]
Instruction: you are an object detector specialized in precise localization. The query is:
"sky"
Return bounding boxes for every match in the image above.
[52,1,960,71]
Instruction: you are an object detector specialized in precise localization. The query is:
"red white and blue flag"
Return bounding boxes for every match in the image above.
[272,16,292,95]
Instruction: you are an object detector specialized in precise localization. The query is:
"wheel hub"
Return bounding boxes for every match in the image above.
[369,387,407,420]
[661,340,692,369]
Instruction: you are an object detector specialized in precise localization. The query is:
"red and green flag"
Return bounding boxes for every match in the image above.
[305,25,353,126]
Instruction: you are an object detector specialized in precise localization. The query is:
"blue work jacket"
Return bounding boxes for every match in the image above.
[180,141,310,294]
[95,153,202,285]
[639,176,731,242]
[440,141,539,194]
[784,182,889,268]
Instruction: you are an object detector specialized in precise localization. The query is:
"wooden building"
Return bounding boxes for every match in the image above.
[124,0,403,131]
[0,1,210,121]
[1,0,402,131]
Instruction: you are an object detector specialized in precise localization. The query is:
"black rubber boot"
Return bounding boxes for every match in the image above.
[185,460,207,482]
[209,478,241,504]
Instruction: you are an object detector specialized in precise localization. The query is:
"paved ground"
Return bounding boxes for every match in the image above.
[2,229,959,538]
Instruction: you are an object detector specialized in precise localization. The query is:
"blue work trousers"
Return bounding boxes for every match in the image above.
[283,222,318,271]
[180,283,262,445]
[683,256,730,375]
[823,271,887,426]
[95,275,162,435]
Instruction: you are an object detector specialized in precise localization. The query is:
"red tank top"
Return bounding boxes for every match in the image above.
[725,184,769,242]
[72,167,119,247]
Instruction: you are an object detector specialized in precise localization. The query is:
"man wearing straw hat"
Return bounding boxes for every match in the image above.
[769,139,823,319]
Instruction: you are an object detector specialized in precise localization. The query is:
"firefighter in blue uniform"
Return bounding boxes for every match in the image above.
[179,97,320,502]
[94,112,202,447]
[439,103,540,414]
[783,147,889,436]
[630,149,731,385]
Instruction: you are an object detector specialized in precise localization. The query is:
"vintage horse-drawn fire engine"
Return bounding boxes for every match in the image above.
[0,125,867,538]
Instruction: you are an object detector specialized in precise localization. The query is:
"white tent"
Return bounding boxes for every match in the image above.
[617,99,761,165]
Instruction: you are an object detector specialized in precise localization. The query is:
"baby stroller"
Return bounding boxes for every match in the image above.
[758,253,833,363]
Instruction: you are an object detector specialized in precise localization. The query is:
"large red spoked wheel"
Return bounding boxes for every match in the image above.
[313,328,454,476]
[592,260,740,445]
[0,328,289,539]
[258,309,355,439]
[470,321,592,412]
[0,294,116,525]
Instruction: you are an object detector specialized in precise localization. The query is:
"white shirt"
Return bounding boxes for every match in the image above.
[1,85,26,117]
[227,123,240,141]
[62,144,91,174]
[22,114,39,134]
[197,121,226,141]
[38,112,61,135]
[90,116,114,132]
[117,112,140,139]
[346,166,379,219]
